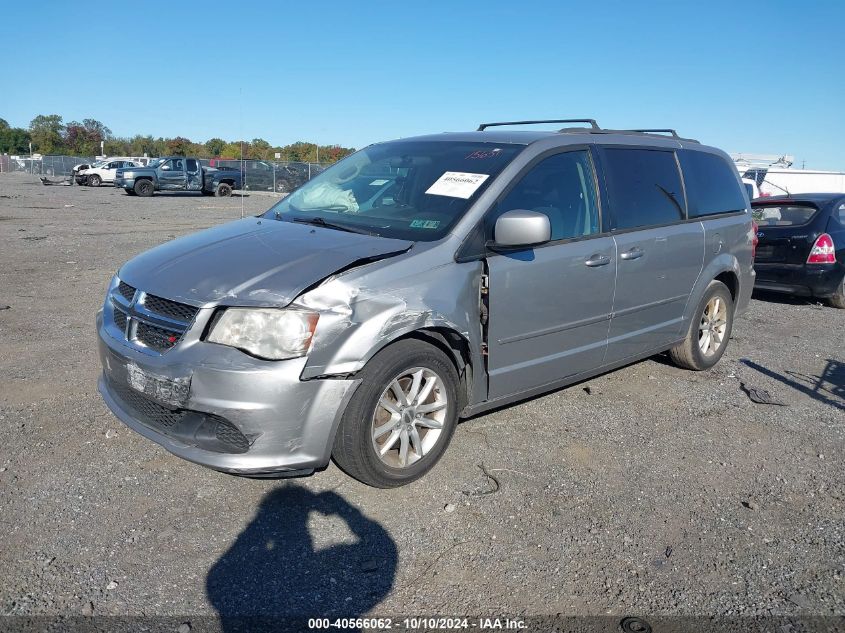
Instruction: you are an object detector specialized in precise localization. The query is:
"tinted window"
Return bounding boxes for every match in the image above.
[108,162,119,169]
[494,150,599,240]
[186,159,198,172]
[752,204,818,226]
[680,150,747,217]
[838,203,845,224]
[602,148,684,230]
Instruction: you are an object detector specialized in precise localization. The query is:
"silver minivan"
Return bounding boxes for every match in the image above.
[97,120,755,487]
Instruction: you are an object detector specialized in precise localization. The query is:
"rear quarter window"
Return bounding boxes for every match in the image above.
[601,148,685,230]
[752,204,818,226]
[680,150,747,217]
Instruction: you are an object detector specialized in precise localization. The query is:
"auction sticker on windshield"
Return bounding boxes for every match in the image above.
[425,172,489,199]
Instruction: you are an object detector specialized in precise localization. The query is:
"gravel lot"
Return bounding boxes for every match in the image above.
[1,172,843,630]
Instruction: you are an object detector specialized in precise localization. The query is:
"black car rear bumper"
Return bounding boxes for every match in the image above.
[754,262,844,297]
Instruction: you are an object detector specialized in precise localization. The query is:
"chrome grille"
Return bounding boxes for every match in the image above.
[117,281,136,302]
[110,282,199,355]
[143,294,199,323]
[113,308,127,332]
[136,321,178,352]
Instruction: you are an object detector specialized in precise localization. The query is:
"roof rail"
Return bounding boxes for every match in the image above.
[477,119,600,131]
[629,128,680,139]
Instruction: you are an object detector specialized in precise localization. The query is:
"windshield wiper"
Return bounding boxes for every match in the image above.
[290,216,380,237]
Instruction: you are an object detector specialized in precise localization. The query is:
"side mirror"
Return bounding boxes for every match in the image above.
[492,209,551,248]
[161,164,171,171]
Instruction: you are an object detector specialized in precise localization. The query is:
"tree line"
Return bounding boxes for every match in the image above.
[0,114,355,164]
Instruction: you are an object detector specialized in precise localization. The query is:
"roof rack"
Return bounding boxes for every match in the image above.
[571,127,699,143]
[476,120,699,143]
[629,128,680,139]
[477,119,600,131]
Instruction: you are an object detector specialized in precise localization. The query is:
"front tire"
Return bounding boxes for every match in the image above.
[669,280,734,371]
[332,339,460,488]
[214,182,232,197]
[134,179,154,197]
[88,174,101,187]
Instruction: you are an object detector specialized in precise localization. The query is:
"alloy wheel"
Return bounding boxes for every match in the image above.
[698,296,728,357]
[371,367,448,468]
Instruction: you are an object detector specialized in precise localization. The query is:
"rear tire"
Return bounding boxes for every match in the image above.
[134,179,154,197]
[332,339,460,488]
[88,174,101,187]
[669,280,734,371]
[215,182,232,197]
[829,276,845,309]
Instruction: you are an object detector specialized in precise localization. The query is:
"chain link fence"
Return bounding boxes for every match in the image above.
[0,154,329,192]
[200,158,327,194]
[0,154,96,176]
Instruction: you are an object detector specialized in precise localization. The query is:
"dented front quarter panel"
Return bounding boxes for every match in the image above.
[298,244,487,407]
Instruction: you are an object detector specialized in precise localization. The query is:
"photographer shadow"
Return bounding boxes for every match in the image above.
[207,484,397,632]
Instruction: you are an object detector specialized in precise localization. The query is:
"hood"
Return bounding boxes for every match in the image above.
[118,218,413,307]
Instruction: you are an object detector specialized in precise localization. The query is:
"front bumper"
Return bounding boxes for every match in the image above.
[754,262,844,298]
[114,177,135,189]
[96,309,359,476]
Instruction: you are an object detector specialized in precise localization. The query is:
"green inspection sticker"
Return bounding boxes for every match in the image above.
[410,219,441,229]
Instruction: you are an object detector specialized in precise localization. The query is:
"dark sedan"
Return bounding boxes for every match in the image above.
[752,193,845,307]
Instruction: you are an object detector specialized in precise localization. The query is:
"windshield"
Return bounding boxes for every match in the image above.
[263,140,521,241]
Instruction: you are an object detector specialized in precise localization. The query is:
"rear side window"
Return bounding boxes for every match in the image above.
[838,203,845,224]
[680,150,747,217]
[752,204,818,226]
[601,148,685,230]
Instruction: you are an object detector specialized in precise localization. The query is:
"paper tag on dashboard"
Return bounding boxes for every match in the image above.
[425,172,489,199]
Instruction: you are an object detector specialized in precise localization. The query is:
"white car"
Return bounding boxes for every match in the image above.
[741,177,760,200]
[79,159,143,187]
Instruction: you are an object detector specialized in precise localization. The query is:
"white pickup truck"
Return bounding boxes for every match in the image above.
[75,157,150,186]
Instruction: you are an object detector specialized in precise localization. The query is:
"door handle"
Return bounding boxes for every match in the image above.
[584,254,610,267]
[620,247,644,261]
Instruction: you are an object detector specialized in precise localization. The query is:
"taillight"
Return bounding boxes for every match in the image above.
[751,220,759,259]
[807,233,836,264]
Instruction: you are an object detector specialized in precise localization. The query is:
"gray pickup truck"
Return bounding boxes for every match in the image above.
[114,157,242,197]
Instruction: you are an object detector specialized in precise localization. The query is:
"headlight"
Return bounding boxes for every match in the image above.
[207,308,319,360]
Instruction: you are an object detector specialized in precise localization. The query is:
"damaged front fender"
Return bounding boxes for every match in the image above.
[298,253,488,407]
